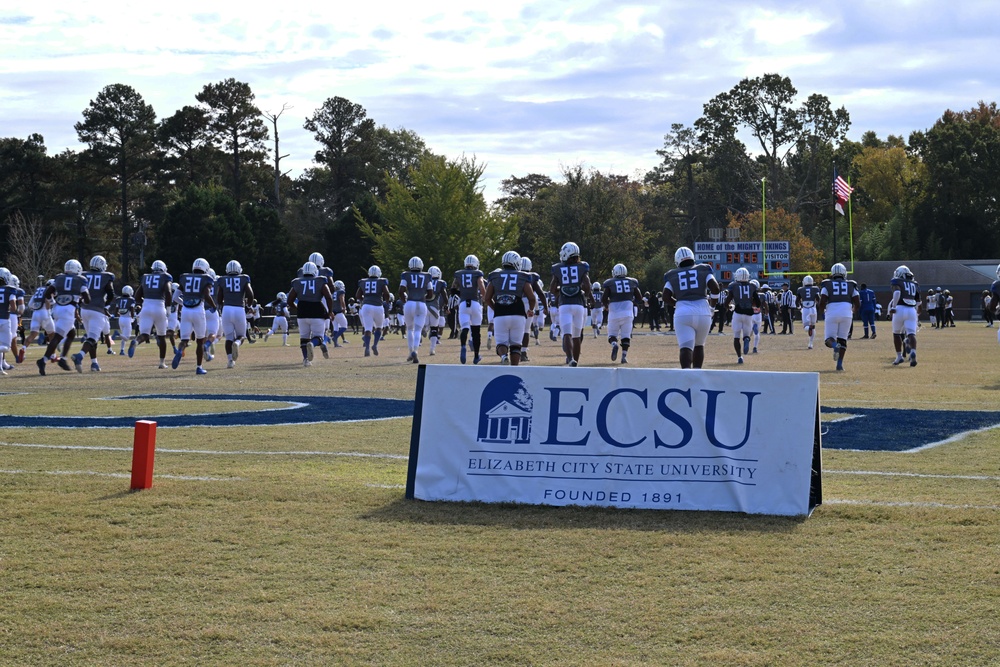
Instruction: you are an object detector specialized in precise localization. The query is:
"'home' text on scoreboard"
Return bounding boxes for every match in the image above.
[694,241,790,285]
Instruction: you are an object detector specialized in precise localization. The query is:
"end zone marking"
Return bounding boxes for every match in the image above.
[821,406,1000,452]
[0,394,414,429]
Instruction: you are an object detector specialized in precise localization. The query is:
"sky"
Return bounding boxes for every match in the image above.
[2,1,999,202]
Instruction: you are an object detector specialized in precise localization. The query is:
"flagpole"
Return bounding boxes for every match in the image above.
[832,165,838,263]
[848,174,854,273]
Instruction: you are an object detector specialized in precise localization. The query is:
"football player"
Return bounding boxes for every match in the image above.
[484,251,536,365]
[451,255,487,364]
[171,258,217,375]
[2,273,25,369]
[357,265,392,357]
[330,281,349,347]
[797,276,820,349]
[72,255,115,373]
[132,261,174,368]
[25,277,55,351]
[662,247,720,369]
[590,281,604,338]
[289,261,335,367]
[887,265,920,366]
[724,267,760,365]
[549,242,593,367]
[749,280,763,354]
[115,286,136,355]
[217,260,254,368]
[399,257,433,364]
[425,267,449,356]
[37,260,90,375]
[263,293,291,345]
[601,263,642,364]
[0,268,18,374]
[518,257,546,359]
[818,263,860,372]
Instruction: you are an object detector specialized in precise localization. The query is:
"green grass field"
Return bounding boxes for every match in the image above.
[2,323,998,666]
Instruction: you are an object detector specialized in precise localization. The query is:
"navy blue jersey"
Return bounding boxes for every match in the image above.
[400,270,432,301]
[601,276,640,303]
[218,274,252,307]
[115,296,135,316]
[427,279,448,310]
[820,278,859,304]
[453,269,484,303]
[28,285,48,311]
[179,272,213,307]
[488,269,529,317]
[551,261,591,306]
[663,263,716,302]
[890,277,920,307]
[358,277,389,306]
[859,287,878,309]
[140,271,173,302]
[0,285,17,317]
[52,273,90,306]
[797,285,819,309]
[331,289,345,314]
[81,270,115,312]
[727,280,759,315]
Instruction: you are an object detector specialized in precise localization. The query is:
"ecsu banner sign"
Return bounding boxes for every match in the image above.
[406,366,822,517]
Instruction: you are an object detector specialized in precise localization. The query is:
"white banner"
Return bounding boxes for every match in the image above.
[407,367,821,516]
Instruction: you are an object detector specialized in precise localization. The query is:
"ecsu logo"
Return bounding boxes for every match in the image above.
[478,375,534,444]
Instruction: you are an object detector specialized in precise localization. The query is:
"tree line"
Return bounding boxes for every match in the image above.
[1,73,998,299]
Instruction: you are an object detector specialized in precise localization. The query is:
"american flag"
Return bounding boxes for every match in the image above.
[833,174,853,216]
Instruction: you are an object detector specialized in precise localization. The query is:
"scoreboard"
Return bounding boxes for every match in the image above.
[694,241,790,287]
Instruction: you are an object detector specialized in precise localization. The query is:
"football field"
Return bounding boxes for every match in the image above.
[1,323,998,666]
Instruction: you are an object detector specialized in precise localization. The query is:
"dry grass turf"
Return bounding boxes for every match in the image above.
[0,322,998,665]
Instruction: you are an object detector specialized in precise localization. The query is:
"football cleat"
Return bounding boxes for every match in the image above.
[91,362,101,372]
[72,352,84,373]
[499,354,509,366]
[611,342,619,361]
[227,360,235,369]
[172,348,183,369]
[196,367,208,375]
[460,345,467,364]
[57,357,72,372]
[36,358,46,376]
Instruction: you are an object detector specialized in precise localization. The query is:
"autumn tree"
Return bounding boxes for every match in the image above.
[727,207,823,276]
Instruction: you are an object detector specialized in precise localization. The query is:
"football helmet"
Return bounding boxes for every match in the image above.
[520,257,533,272]
[64,259,83,275]
[89,255,107,271]
[0,269,7,285]
[592,282,601,291]
[612,263,627,278]
[277,292,287,302]
[226,260,243,275]
[560,242,580,262]
[207,269,217,281]
[830,263,848,278]
[192,258,211,273]
[122,285,134,297]
[750,279,760,289]
[734,267,751,283]
[464,255,480,270]
[333,280,345,291]
[802,275,814,286]
[428,266,442,280]
[151,260,167,273]
[501,251,521,269]
[674,246,695,266]
[408,256,424,271]
[309,252,325,268]
[368,265,382,278]
[8,274,18,288]
[893,265,911,280]
[301,262,318,277]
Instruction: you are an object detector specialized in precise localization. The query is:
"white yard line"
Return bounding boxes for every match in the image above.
[824,499,1000,511]
[826,469,1000,481]
[0,469,241,481]
[0,440,408,459]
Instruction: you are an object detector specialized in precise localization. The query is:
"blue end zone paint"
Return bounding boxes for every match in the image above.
[0,394,414,429]
[0,394,992,452]
[821,406,1000,452]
